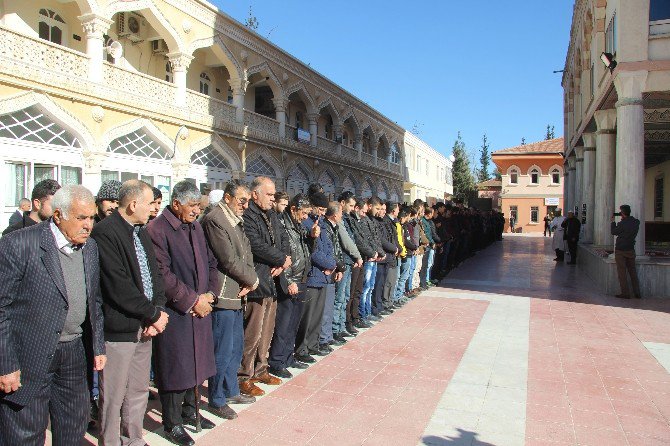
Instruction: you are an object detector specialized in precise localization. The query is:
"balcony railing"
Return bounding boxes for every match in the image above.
[185,90,237,123]
[103,62,176,105]
[342,146,359,160]
[361,152,375,165]
[317,136,339,152]
[244,110,280,137]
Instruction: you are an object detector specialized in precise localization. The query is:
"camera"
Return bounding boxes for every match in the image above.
[612,212,621,217]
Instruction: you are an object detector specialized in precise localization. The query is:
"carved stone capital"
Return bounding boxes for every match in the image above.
[272,97,288,111]
[167,53,194,72]
[83,151,108,172]
[78,14,113,38]
[306,113,319,123]
[229,77,249,95]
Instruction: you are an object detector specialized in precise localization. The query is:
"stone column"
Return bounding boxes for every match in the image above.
[581,133,596,243]
[354,134,363,160]
[307,113,318,147]
[273,97,288,138]
[574,146,584,215]
[167,53,194,107]
[82,151,108,193]
[79,14,112,83]
[567,156,576,214]
[563,164,570,214]
[593,109,617,247]
[333,124,343,155]
[229,77,248,124]
[614,70,648,256]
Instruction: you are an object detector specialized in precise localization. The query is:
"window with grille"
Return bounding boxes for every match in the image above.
[390,144,400,164]
[61,166,82,185]
[530,168,540,184]
[510,169,519,184]
[655,177,664,219]
[606,13,617,55]
[246,157,275,177]
[38,9,65,45]
[199,73,211,95]
[190,145,231,169]
[0,106,80,147]
[531,206,539,223]
[551,169,561,184]
[107,130,170,159]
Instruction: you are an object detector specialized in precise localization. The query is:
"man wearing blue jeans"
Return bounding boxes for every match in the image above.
[396,207,416,301]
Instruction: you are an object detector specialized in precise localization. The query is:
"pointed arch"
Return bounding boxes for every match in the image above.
[377,179,390,200]
[286,82,316,114]
[527,164,543,175]
[105,0,183,52]
[189,134,241,171]
[244,147,282,180]
[361,123,377,144]
[361,177,375,199]
[188,34,244,80]
[246,62,283,100]
[317,98,341,125]
[341,175,357,193]
[317,168,337,198]
[284,159,314,182]
[101,118,173,159]
[0,91,95,150]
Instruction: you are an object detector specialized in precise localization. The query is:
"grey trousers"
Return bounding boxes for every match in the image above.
[295,287,326,356]
[615,250,641,298]
[99,337,152,446]
[319,283,337,344]
[383,259,400,308]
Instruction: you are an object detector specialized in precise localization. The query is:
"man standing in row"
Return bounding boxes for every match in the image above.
[3,179,61,235]
[202,181,258,418]
[7,197,30,226]
[240,177,291,396]
[95,180,122,223]
[0,185,105,445]
[148,181,219,446]
[562,211,581,265]
[92,180,169,446]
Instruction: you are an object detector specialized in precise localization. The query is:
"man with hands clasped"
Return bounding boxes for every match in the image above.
[91,179,169,446]
[0,185,105,446]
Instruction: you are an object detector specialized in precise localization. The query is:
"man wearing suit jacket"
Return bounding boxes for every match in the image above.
[7,198,30,226]
[91,179,168,446]
[0,185,105,446]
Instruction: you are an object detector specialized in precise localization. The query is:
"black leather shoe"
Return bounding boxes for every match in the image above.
[340,330,354,338]
[333,333,348,343]
[290,360,309,369]
[310,348,328,356]
[380,309,393,315]
[353,320,368,329]
[184,415,215,430]
[369,315,382,322]
[319,343,334,352]
[226,394,256,404]
[207,404,238,420]
[294,353,316,363]
[165,425,195,446]
[268,367,293,379]
[345,325,358,336]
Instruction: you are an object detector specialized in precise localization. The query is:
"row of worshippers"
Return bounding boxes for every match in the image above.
[0,175,504,446]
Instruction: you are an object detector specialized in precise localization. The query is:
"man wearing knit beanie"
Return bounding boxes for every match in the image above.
[95,180,122,222]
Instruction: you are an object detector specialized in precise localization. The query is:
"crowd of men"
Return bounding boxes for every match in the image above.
[0,176,505,446]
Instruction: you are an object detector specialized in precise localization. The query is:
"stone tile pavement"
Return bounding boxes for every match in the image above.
[76,235,670,445]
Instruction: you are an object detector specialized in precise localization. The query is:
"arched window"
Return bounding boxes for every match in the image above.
[190,145,231,169]
[199,72,211,95]
[295,112,304,130]
[319,171,336,199]
[509,168,519,185]
[38,9,65,45]
[551,168,561,184]
[246,156,275,178]
[530,168,540,184]
[165,63,173,83]
[0,105,80,148]
[107,130,170,160]
[390,144,400,164]
[342,176,355,192]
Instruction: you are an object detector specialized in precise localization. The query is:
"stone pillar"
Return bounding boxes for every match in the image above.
[567,156,576,214]
[581,133,597,243]
[333,124,343,155]
[354,134,363,160]
[563,165,570,214]
[307,113,318,147]
[79,14,112,83]
[593,109,617,247]
[273,97,288,138]
[82,151,108,193]
[230,77,249,124]
[167,53,194,107]
[574,146,584,215]
[171,161,191,184]
[614,70,648,256]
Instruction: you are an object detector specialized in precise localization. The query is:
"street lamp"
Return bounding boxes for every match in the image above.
[600,52,617,72]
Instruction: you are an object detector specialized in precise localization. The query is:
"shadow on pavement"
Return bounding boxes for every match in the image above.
[422,429,496,445]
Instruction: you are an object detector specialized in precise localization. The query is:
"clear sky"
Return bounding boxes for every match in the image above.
[215,1,574,161]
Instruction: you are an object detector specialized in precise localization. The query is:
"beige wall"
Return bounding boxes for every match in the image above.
[502,197,564,233]
[404,131,453,201]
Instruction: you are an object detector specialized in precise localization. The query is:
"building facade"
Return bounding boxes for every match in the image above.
[403,131,453,205]
[492,138,565,233]
[563,0,670,297]
[0,0,408,224]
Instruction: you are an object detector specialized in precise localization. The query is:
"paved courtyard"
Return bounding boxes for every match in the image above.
[83,234,670,446]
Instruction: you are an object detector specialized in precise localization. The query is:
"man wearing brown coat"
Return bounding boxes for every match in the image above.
[201,181,259,419]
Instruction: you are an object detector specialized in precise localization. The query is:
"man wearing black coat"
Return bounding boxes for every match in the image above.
[346,198,377,331]
[562,211,581,265]
[0,185,105,446]
[240,177,291,396]
[368,197,397,319]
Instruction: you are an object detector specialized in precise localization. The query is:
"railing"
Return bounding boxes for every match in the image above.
[185,91,237,124]
[317,136,339,152]
[361,152,375,165]
[244,110,280,137]
[0,26,88,82]
[103,62,176,105]
[342,146,359,160]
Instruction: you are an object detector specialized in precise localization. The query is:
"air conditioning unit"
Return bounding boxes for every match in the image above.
[117,12,145,43]
[151,39,168,54]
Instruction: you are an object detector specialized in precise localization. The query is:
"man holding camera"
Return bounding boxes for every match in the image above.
[611,205,641,299]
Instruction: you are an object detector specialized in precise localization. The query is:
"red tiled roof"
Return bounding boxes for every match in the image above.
[477,179,502,188]
[493,138,564,155]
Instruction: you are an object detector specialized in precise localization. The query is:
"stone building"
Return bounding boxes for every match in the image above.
[492,138,565,233]
[403,131,453,205]
[562,0,670,296]
[0,0,415,224]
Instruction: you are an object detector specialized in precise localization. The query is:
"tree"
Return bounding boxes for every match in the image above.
[244,5,259,30]
[477,133,491,183]
[545,124,555,140]
[521,137,526,145]
[492,167,502,181]
[451,132,475,204]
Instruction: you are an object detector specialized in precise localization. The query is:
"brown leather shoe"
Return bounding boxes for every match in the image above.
[251,372,282,385]
[239,380,265,396]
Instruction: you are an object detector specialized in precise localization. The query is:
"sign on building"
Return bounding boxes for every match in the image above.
[544,197,560,206]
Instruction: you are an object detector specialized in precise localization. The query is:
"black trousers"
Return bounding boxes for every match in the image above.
[347,265,364,324]
[372,262,388,316]
[567,238,578,262]
[159,388,196,430]
[268,287,305,370]
[295,286,326,356]
[0,338,88,446]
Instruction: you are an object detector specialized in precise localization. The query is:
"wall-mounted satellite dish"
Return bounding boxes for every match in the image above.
[107,41,123,60]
